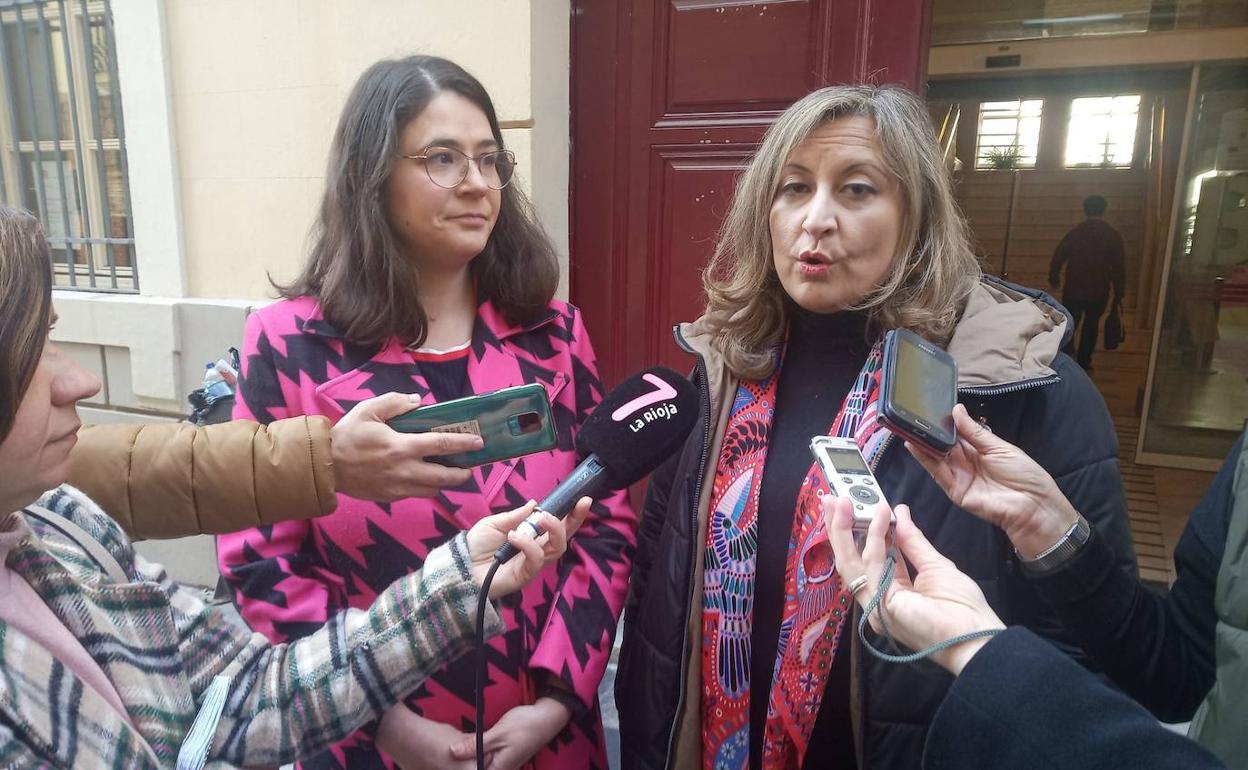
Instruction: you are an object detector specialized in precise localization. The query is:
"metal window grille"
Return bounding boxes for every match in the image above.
[974,99,1044,170]
[0,0,136,292]
[1064,94,1141,169]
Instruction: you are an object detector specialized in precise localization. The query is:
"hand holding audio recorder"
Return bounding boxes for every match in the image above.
[810,436,894,533]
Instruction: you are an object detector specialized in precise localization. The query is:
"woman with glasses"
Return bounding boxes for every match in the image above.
[216,56,636,770]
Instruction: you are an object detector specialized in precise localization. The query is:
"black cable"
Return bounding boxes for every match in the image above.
[475,559,502,770]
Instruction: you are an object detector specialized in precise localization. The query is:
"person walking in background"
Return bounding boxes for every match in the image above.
[1049,194,1126,371]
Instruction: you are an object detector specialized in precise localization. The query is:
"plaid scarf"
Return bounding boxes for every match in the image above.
[700,341,887,769]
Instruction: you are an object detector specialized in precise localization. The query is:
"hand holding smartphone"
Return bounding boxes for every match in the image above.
[386,383,557,468]
[878,328,958,456]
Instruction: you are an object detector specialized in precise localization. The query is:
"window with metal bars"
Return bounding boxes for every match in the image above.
[1064,94,1141,169]
[0,0,136,292]
[974,99,1043,170]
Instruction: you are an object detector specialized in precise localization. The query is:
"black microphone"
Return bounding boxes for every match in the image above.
[493,366,698,563]
[474,366,698,770]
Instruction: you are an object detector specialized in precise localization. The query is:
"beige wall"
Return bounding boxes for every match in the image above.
[165,0,568,300]
[52,0,569,416]
[46,0,569,584]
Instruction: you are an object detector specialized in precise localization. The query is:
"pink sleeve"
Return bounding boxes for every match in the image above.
[215,312,343,642]
[527,308,639,706]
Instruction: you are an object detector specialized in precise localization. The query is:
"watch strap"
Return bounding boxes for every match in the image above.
[1019,514,1091,576]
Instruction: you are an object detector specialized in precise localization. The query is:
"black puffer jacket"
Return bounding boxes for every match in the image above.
[616,279,1138,770]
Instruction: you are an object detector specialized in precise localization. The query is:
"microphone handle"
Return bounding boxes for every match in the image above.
[493,455,606,564]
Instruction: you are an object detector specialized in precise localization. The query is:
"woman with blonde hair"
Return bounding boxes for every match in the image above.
[616,85,1136,770]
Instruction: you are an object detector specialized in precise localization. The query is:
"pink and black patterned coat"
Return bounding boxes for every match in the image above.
[216,296,636,770]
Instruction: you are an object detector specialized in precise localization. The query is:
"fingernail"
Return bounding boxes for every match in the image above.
[408,393,421,403]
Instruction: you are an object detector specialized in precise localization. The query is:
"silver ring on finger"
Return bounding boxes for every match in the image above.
[847,575,870,595]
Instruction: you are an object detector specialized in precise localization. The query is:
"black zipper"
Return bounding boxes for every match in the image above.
[958,374,1060,397]
[665,325,714,767]
[868,376,1058,472]
[870,432,896,473]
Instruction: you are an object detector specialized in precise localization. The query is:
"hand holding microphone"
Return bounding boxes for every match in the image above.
[464,498,591,599]
[493,367,699,564]
[470,367,699,770]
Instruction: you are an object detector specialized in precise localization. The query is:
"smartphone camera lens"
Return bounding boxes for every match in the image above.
[509,411,542,436]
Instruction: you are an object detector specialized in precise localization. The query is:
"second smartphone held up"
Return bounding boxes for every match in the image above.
[878,328,958,456]
[387,383,557,468]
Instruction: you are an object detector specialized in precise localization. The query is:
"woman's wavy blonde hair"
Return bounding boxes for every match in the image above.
[702,84,981,378]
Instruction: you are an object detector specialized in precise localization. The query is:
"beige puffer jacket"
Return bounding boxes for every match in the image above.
[67,417,335,540]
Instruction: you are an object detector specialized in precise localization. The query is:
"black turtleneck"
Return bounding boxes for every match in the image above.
[748,307,870,770]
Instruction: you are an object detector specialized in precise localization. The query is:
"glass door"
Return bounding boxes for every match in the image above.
[1138,63,1248,468]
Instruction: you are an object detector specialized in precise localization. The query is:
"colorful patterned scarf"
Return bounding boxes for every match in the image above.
[701,341,888,770]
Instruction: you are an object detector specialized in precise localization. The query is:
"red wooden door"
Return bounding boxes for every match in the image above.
[571,0,931,387]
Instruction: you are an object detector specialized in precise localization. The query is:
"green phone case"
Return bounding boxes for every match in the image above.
[386,383,557,468]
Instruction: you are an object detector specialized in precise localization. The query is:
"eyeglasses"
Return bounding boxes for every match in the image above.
[400,146,516,190]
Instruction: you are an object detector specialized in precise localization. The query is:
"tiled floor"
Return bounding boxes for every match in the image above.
[1083,310,1216,585]
[1115,417,1175,585]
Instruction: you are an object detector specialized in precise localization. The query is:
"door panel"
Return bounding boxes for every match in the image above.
[665,2,816,115]
[650,147,754,371]
[572,0,931,387]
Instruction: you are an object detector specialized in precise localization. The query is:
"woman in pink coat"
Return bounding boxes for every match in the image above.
[216,55,636,770]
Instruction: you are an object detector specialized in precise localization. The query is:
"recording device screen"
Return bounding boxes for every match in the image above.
[893,338,956,433]
[822,445,870,474]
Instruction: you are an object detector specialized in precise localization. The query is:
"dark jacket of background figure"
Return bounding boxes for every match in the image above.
[1049,217,1127,305]
[1029,431,1247,768]
[615,278,1139,770]
[923,627,1226,770]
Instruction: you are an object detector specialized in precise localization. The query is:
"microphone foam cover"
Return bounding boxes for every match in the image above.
[576,366,699,488]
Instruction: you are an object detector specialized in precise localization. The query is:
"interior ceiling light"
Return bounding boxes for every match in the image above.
[1021,13,1127,26]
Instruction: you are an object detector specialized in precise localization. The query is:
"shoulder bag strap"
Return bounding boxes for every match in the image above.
[21,504,127,583]
[24,503,234,769]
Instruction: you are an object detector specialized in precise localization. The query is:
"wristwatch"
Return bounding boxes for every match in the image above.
[1019,514,1091,576]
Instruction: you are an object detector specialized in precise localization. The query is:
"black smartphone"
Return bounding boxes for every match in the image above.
[386,383,557,468]
[878,328,958,455]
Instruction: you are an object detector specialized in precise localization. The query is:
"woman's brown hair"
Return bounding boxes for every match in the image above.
[278,55,559,348]
[702,85,982,378]
[0,205,53,441]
